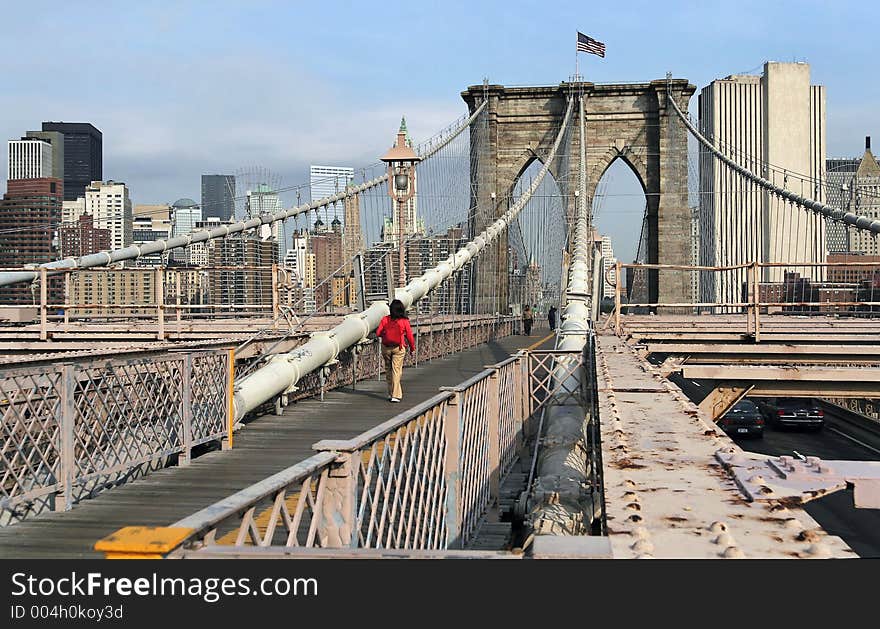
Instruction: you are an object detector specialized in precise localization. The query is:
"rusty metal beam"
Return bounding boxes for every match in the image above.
[682,365,880,382]
[658,355,688,377]
[685,357,880,366]
[748,381,880,397]
[698,382,754,421]
[647,344,880,356]
[633,333,880,343]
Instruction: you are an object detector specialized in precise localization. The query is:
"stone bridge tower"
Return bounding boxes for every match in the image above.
[462,79,696,313]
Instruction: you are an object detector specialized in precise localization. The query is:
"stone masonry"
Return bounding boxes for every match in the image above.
[462,79,696,312]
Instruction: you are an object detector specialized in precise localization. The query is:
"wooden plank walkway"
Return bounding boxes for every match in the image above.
[0,329,554,558]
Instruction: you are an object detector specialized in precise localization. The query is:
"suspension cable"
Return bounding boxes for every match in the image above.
[666,85,880,235]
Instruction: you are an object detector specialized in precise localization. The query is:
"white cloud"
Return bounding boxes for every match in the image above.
[1,52,466,203]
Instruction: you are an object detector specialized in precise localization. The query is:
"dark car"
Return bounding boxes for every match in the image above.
[758,398,825,431]
[718,399,764,438]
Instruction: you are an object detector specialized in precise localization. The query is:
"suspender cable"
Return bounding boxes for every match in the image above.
[667,87,880,236]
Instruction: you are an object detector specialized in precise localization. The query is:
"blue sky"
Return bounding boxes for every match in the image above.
[1,0,877,263]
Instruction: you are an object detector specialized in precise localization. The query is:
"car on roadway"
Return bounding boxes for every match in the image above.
[717,399,764,438]
[757,397,825,431]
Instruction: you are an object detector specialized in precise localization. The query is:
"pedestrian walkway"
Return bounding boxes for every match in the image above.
[0,329,553,558]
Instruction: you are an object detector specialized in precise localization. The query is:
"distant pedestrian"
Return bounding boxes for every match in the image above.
[377,299,415,403]
[548,305,557,330]
[522,305,534,336]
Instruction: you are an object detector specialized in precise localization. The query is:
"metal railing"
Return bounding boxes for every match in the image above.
[0,264,341,342]
[121,346,578,558]
[247,315,517,410]
[613,260,880,339]
[0,349,232,524]
[161,354,526,555]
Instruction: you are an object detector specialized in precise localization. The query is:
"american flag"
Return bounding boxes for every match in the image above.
[577,32,605,58]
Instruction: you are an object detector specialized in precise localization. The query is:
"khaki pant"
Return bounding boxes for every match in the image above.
[381,345,406,399]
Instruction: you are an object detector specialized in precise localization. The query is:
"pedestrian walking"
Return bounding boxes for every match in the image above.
[377,299,415,403]
[522,305,534,336]
[548,305,557,330]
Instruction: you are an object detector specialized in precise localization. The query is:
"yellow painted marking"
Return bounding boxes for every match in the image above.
[524,332,555,351]
[95,526,194,559]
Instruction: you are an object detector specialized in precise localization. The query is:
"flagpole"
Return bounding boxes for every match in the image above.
[575,32,579,81]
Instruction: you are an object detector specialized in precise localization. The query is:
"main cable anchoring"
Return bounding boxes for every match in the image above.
[666,84,880,235]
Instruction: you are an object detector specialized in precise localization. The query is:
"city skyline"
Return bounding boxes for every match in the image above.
[1,3,877,230]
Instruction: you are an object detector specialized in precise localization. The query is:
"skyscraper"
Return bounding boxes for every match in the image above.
[825,157,860,252]
[310,165,353,226]
[7,137,53,180]
[0,178,64,304]
[246,184,284,261]
[170,198,201,263]
[133,204,172,266]
[84,180,132,252]
[698,62,826,305]
[25,130,64,179]
[201,174,236,222]
[846,138,880,257]
[342,182,364,271]
[41,122,102,201]
[599,235,617,300]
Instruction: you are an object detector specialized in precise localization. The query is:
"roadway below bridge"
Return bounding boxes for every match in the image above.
[671,374,880,557]
[732,415,880,558]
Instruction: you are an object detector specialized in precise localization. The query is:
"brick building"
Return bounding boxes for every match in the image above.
[59,213,110,258]
[0,177,63,304]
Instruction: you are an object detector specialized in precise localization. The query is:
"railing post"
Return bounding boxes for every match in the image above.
[155,267,165,341]
[520,353,532,434]
[39,267,48,341]
[443,392,462,549]
[487,371,501,506]
[175,271,182,336]
[614,260,622,336]
[63,270,70,329]
[318,452,357,548]
[271,263,280,329]
[415,323,420,367]
[55,363,76,512]
[180,354,193,466]
[223,348,235,450]
[514,355,525,452]
[752,262,762,343]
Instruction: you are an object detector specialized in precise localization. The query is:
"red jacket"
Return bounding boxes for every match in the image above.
[377,315,415,350]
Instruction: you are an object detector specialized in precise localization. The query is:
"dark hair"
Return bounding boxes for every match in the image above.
[389,299,408,319]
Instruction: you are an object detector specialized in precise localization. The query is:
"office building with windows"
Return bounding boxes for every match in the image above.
[698,62,826,305]
[7,137,53,180]
[84,180,132,252]
[201,174,236,222]
[41,122,102,201]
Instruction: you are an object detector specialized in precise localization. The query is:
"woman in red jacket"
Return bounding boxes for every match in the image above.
[376,299,415,402]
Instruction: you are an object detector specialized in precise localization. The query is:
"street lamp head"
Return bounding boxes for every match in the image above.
[381,116,421,203]
[380,117,421,167]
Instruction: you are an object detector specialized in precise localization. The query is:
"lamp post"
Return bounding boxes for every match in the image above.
[381,117,420,288]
